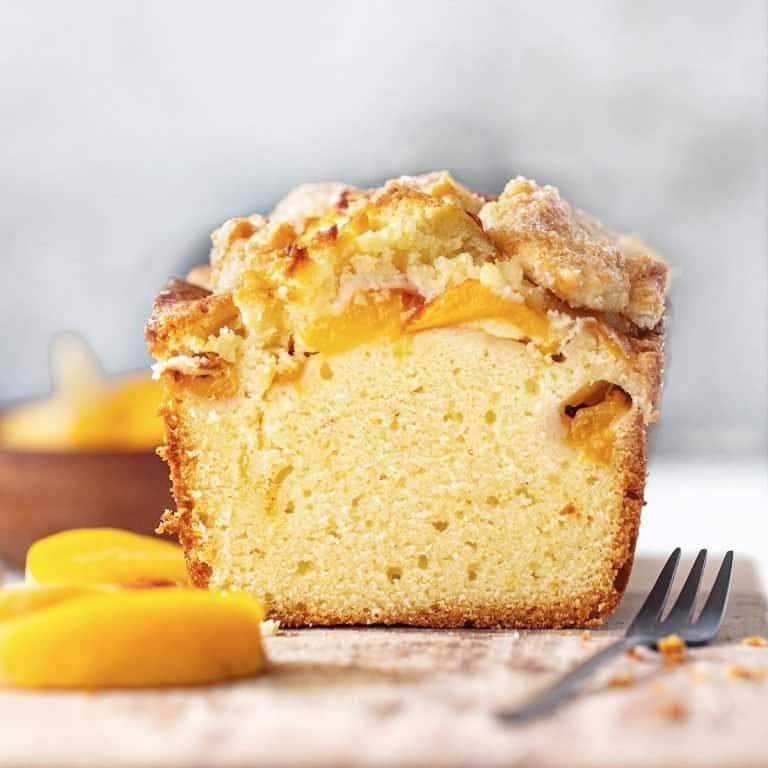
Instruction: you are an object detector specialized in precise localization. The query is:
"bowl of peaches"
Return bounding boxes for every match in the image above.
[0,334,172,567]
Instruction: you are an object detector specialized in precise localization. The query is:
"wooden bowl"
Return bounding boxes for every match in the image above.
[0,448,173,568]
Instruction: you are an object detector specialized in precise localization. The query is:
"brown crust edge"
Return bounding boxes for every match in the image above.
[145,278,242,360]
[147,280,218,587]
[155,397,212,588]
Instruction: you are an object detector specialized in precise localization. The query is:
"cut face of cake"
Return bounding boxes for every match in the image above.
[146,172,667,628]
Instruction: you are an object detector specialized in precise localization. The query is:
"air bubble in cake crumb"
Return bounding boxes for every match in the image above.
[386,566,402,582]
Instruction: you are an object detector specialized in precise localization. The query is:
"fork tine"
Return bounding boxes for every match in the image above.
[696,551,734,631]
[665,549,707,621]
[628,548,681,630]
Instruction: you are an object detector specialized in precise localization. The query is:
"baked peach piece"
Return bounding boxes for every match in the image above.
[147,172,667,628]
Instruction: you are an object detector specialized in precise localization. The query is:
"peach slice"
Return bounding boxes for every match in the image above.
[563,384,632,464]
[301,281,557,357]
[406,279,552,342]
[301,292,407,356]
[26,528,189,588]
[0,589,265,689]
[0,584,112,622]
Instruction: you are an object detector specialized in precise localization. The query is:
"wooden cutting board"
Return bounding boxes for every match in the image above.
[1,558,766,768]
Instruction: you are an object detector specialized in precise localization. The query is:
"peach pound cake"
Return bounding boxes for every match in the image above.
[146,172,668,628]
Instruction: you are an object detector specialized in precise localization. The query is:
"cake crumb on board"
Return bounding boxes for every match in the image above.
[260,619,281,636]
[607,672,636,688]
[657,698,689,722]
[657,634,686,664]
[626,646,644,661]
[726,665,768,682]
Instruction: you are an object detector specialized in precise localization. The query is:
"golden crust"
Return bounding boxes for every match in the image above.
[202,184,505,357]
[626,324,666,421]
[480,177,668,329]
[270,182,365,231]
[382,171,486,214]
[267,171,483,234]
[145,279,243,360]
[207,183,370,293]
[264,592,621,629]
[201,173,667,348]
[207,172,499,298]
[155,401,212,588]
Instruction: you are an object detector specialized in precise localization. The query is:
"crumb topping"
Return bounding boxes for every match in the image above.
[146,172,667,423]
[480,177,667,329]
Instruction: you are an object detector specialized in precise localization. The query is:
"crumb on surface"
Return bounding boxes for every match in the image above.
[580,631,591,643]
[686,666,709,684]
[657,634,686,664]
[726,665,768,682]
[657,698,688,722]
[625,646,644,661]
[741,635,767,647]
[607,671,635,688]
[260,619,281,636]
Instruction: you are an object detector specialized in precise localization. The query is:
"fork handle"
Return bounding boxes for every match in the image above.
[496,638,633,723]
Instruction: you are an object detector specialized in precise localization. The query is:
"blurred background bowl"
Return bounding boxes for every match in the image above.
[0,443,172,568]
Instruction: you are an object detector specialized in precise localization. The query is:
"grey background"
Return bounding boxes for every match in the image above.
[1,0,765,459]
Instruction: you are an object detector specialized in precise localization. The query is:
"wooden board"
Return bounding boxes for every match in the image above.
[0,558,766,768]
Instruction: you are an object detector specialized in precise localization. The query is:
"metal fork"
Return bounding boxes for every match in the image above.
[496,549,734,723]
